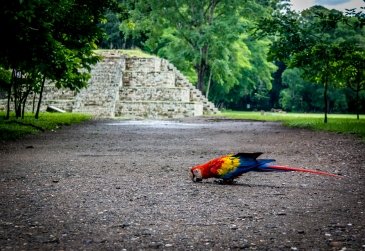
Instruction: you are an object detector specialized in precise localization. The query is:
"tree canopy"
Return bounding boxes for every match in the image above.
[98,0,364,118]
[102,0,280,104]
[0,0,117,118]
[257,2,365,121]
[1,0,364,120]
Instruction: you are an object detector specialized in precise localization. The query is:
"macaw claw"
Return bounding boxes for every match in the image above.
[192,177,202,182]
[214,179,236,185]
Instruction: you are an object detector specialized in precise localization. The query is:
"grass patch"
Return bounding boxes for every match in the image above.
[0,112,92,141]
[95,49,154,58]
[118,49,154,58]
[220,111,365,139]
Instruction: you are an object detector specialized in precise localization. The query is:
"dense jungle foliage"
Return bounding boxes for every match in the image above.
[98,0,365,120]
[1,0,364,122]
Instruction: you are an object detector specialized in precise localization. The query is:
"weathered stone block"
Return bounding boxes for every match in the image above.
[120,87,190,102]
[116,101,203,119]
[125,58,163,72]
[122,71,175,88]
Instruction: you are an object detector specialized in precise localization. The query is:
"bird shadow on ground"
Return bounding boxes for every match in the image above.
[191,180,345,193]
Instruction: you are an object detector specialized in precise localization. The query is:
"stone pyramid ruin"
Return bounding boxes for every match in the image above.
[1,50,219,118]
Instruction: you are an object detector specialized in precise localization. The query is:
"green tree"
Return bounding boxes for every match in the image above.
[340,49,365,119]
[122,0,279,96]
[99,11,124,49]
[280,68,311,112]
[337,8,365,119]
[208,37,276,110]
[280,68,348,113]
[98,1,149,49]
[0,0,116,119]
[259,5,348,123]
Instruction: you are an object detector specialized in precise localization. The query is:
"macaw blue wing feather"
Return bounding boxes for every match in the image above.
[218,153,276,180]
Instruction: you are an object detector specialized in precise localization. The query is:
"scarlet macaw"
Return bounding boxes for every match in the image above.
[190,152,339,184]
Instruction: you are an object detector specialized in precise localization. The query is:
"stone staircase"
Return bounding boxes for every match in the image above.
[173,68,220,115]
[73,53,124,117]
[116,56,219,118]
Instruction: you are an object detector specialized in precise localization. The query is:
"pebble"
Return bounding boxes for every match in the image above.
[330,241,343,248]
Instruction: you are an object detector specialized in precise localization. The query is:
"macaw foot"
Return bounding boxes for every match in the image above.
[214,179,237,185]
[192,177,202,182]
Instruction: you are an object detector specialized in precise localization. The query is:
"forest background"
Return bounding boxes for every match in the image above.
[97,0,365,120]
[0,0,364,122]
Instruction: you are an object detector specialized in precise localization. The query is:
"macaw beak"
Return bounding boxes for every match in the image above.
[190,168,202,182]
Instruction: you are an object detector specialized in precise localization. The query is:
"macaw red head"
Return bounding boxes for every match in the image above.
[190,156,224,182]
[190,166,203,182]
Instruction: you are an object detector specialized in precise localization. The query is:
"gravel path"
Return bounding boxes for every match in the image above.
[1,117,364,250]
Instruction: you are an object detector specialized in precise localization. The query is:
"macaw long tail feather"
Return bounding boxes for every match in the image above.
[265,165,340,177]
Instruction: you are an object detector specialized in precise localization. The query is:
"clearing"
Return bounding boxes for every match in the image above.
[0,117,364,250]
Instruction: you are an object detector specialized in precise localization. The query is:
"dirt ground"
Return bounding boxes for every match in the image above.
[0,117,364,251]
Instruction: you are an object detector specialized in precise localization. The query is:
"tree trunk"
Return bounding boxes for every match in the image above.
[32,92,36,113]
[21,91,30,119]
[21,97,26,119]
[323,79,328,124]
[11,70,21,119]
[205,69,213,99]
[195,0,216,93]
[5,84,11,120]
[356,83,359,120]
[196,63,206,92]
[14,83,21,119]
[35,75,46,119]
[15,101,21,119]
[196,46,208,92]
